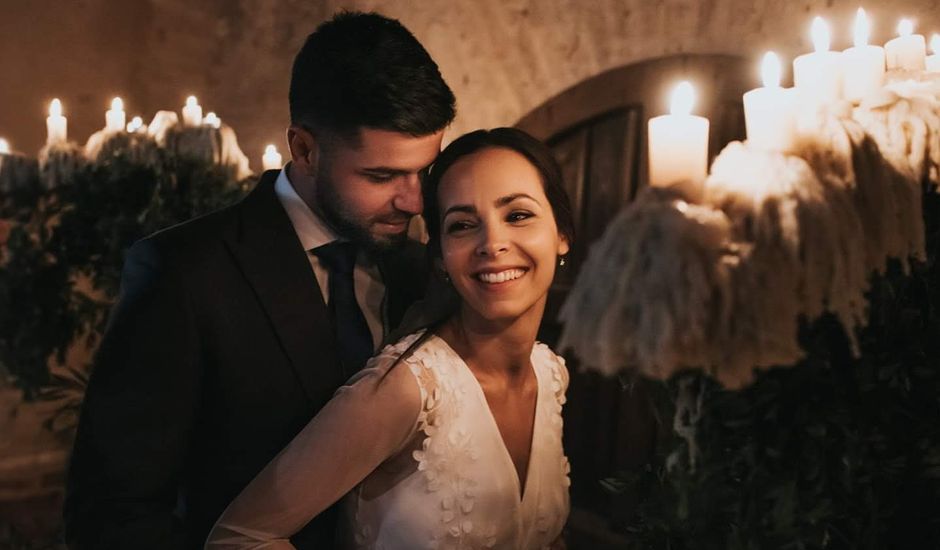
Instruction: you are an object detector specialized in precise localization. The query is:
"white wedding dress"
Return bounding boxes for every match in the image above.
[206,330,571,550]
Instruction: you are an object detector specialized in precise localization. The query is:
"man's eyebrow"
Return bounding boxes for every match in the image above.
[358,167,410,175]
[359,162,434,176]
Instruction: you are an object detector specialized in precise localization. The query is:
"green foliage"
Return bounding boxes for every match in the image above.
[620,189,940,549]
[0,142,249,402]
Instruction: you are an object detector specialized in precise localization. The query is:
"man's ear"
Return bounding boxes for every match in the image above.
[287,125,319,175]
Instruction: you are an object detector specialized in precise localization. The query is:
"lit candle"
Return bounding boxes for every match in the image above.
[793,17,842,104]
[106,97,126,132]
[46,98,68,146]
[182,95,203,127]
[926,34,940,72]
[647,81,709,196]
[0,138,10,155]
[744,52,797,153]
[842,8,885,102]
[126,116,145,133]
[262,144,283,171]
[203,112,221,128]
[885,19,926,70]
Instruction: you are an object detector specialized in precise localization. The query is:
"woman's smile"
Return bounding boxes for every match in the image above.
[473,267,529,286]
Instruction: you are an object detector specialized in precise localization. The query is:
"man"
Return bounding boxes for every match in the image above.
[64,11,456,549]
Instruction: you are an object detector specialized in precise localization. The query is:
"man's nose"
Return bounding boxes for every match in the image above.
[392,174,423,214]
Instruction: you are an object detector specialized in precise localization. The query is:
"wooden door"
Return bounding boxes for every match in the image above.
[516,54,751,545]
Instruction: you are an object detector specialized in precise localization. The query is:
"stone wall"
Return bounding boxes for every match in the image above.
[2,0,939,167]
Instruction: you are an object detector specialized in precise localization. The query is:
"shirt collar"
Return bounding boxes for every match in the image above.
[273,165,339,252]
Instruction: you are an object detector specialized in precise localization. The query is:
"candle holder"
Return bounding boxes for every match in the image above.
[0,152,41,222]
[164,123,252,181]
[0,152,40,195]
[39,142,85,190]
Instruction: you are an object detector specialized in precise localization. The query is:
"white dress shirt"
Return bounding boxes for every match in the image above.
[274,168,385,351]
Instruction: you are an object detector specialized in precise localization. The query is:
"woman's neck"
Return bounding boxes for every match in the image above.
[440,300,545,381]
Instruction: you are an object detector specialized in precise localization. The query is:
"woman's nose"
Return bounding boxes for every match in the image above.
[475,224,510,257]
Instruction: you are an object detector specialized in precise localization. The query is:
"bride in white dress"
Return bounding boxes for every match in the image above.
[205,128,575,550]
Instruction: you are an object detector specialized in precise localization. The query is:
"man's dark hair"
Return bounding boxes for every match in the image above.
[290,11,456,137]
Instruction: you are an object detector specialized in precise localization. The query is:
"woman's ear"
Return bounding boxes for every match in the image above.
[287,125,320,175]
[433,257,450,281]
[557,235,570,257]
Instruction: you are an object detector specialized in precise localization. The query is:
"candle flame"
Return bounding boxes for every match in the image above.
[0,138,9,155]
[186,95,199,107]
[854,8,871,47]
[932,34,940,54]
[811,16,831,53]
[761,51,782,88]
[111,97,124,111]
[127,116,144,133]
[204,112,221,128]
[898,19,914,37]
[669,81,695,116]
[49,98,63,117]
[265,144,278,155]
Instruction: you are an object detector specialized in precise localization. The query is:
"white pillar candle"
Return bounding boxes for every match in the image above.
[182,95,203,127]
[926,34,940,72]
[0,138,10,155]
[744,52,797,153]
[46,98,68,146]
[793,17,842,104]
[203,112,221,129]
[126,116,145,133]
[262,144,283,171]
[842,8,885,102]
[105,97,126,132]
[885,19,926,70]
[648,81,709,196]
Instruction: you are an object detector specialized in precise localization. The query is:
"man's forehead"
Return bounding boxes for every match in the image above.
[338,127,443,168]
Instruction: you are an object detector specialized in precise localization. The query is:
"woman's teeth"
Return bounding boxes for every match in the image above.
[477,269,526,284]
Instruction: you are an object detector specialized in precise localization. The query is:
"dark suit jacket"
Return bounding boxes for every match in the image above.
[64,171,429,549]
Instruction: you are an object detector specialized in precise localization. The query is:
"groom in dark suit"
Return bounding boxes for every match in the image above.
[64,11,456,550]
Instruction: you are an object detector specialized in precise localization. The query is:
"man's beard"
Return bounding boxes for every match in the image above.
[314,173,410,254]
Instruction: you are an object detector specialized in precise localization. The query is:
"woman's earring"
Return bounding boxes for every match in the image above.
[442,271,451,282]
[559,256,567,267]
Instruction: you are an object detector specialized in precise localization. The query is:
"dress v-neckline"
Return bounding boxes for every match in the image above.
[431,334,541,504]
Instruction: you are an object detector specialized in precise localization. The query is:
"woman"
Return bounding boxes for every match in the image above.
[206,128,575,549]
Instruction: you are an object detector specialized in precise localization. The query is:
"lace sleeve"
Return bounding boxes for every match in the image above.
[205,332,429,549]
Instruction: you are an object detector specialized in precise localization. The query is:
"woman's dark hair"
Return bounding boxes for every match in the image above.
[290,11,456,137]
[423,127,576,259]
[380,128,575,379]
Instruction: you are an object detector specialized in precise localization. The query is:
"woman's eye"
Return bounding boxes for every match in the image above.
[446,220,474,233]
[507,211,534,223]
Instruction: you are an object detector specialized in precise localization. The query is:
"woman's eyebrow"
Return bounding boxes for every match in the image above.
[495,193,539,207]
[443,204,476,218]
[442,194,540,219]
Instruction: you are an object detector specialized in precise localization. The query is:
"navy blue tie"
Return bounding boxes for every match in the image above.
[313,242,374,375]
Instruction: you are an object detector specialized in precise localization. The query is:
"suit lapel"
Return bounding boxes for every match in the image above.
[224,172,345,406]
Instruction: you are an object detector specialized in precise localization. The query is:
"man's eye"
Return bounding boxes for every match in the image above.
[507,211,534,223]
[365,173,395,183]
